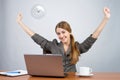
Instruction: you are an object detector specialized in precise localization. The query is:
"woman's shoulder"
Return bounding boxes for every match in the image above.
[52,39,60,44]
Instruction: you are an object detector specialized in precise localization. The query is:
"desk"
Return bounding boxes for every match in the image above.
[0,72,120,80]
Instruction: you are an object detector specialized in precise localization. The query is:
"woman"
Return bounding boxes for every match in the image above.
[16,7,110,72]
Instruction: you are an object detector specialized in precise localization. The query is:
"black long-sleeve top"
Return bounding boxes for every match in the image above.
[31,33,97,72]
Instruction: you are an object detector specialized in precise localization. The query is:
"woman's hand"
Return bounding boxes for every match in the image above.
[104,7,111,19]
[16,13,23,24]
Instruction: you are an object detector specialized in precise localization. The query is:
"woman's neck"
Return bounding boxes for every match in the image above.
[63,39,71,53]
[63,38,70,46]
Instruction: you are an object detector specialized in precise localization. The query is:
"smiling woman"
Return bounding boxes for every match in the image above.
[16,7,110,72]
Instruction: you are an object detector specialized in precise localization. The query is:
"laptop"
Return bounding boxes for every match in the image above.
[24,54,67,77]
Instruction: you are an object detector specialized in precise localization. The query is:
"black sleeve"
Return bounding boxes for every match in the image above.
[76,34,97,54]
[31,33,52,50]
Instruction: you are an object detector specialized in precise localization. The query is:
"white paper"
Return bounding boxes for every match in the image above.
[0,70,28,76]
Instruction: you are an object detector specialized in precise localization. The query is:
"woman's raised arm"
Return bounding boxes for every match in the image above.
[92,7,111,38]
[16,13,35,37]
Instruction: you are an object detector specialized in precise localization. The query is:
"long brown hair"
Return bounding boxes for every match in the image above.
[55,21,80,64]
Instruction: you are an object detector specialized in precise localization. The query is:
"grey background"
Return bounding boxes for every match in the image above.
[0,0,120,72]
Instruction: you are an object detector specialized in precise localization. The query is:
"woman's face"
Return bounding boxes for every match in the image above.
[56,28,70,44]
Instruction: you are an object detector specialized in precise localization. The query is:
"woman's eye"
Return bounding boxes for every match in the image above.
[57,32,60,35]
[62,31,65,34]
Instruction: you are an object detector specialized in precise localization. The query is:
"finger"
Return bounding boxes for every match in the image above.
[106,8,110,13]
[104,7,110,13]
